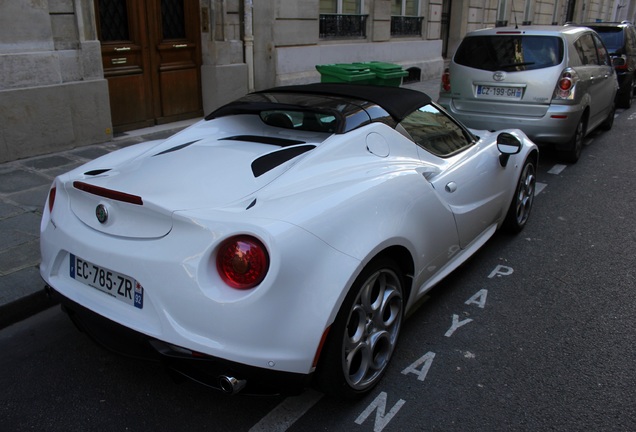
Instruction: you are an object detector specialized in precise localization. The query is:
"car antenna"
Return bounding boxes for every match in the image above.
[511,2,519,29]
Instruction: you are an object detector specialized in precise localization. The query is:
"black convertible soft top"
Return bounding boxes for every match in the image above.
[206,83,431,125]
[257,83,432,122]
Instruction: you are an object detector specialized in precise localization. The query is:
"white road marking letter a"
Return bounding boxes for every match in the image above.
[355,392,406,432]
[401,351,436,381]
[465,289,488,309]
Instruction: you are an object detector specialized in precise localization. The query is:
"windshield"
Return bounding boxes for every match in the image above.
[455,35,564,71]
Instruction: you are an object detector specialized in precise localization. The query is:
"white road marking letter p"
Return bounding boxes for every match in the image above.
[488,265,514,278]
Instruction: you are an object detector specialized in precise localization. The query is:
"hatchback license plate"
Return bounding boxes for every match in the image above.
[70,254,143,309]
[477,85,522,99]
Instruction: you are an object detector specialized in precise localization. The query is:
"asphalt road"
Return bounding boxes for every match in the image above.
[2,108,635,431]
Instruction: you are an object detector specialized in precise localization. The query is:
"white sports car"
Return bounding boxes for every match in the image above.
[40,83,538,397]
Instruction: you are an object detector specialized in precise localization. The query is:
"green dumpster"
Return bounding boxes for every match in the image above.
[315,64,375,84]
[352,62,408,87]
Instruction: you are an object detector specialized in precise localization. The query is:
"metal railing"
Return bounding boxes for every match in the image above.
[391,16,424,36]
[319,14,368,38]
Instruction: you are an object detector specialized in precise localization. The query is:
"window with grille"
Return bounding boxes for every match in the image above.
[391,0,423,37]
[319,0,367,38]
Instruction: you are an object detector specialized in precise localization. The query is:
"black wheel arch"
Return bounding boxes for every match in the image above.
[370,245,415,306]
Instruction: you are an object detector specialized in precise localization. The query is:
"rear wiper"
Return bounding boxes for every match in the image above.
[497,61,535,69]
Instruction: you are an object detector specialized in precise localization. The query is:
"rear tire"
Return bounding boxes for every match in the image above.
[600,103,616,131]
[558,116,585,163]
[502,157,536,233]
[315,257,404,399]
[620,74,636,107]
[618,88,632,109]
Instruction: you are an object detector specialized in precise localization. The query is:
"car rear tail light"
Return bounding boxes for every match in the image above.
[217,235,269,289]
[73,181,143,205]
[613,55,628,70]
[554,68,578,100]
[559,77,572,91]
[441,68,451,92]
[48,186,56,213]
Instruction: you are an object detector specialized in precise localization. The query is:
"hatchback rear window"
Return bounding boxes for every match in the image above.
[590,27,624,52]
[454,35,564,71]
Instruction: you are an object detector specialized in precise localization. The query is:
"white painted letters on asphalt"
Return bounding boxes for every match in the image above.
[401,351,436,381]
[465,289,488,309]
[355,392,406,432]
[488,264,513,278]
[444,314,474,337]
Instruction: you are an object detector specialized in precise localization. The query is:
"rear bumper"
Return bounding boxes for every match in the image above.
[438,97,582,144]
[51,286,310,396]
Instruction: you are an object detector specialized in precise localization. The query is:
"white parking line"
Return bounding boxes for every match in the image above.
[547,164,567,175]
[535,182,547,195]
[249,389,323,432]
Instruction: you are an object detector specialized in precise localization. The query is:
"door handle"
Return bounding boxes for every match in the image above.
[173,44,188,48]
[114,47,131,52]
[445,182,457,193]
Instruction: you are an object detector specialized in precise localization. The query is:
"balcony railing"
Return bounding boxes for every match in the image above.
[319,14,368,39]
[391,16,424,36]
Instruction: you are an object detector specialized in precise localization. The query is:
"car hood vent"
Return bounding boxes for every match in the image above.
[84,169,111,176]
[251,145,315,177]
[153,140,200,156]
[220,135,306,147]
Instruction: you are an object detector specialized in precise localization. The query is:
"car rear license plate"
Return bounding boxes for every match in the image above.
[476,85,522,99]
[70,254,143,309]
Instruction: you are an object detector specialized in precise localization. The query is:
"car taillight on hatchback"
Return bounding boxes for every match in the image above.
[554,68,579,100]
[216,235,269,289]
[612,55,628,70]
[441,68,451,92]
[48,186,56,213]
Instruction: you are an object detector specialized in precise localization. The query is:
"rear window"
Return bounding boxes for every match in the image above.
[590,27,624,53]
[455,35,564,71]
[260,110,337,133]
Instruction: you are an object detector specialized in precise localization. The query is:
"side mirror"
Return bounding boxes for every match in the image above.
[497,132,521,167]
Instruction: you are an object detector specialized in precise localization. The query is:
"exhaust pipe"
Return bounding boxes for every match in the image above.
[219,375,247,395]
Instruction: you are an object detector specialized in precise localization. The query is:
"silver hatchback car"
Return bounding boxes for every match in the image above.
[438,25,618,162]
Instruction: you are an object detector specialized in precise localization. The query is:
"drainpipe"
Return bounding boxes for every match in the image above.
[243,0,255,92]
[496,0,508,27]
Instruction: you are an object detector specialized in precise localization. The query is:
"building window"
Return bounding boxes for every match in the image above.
[320,0,367,39]
[391,0,423,37]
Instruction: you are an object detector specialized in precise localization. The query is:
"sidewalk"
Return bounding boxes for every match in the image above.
[0,78,440,329]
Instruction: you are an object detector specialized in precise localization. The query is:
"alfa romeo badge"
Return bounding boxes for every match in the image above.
[96,204,108,224]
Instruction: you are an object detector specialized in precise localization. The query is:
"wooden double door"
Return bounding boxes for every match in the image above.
[95,0,203,132]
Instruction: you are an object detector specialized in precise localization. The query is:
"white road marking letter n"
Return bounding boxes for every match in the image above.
[355,392,406,432]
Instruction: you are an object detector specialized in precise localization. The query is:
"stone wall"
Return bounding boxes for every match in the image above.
[0,0,111,163]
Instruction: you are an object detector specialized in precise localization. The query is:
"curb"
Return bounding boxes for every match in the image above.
[0,285,58,329]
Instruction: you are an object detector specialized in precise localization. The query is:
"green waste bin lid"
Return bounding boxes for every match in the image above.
[316,64,372,74]
[315,64,375,82]
[351,62,408,78]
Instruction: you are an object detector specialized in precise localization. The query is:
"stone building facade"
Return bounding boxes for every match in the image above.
[1,0,630,162]
[0,1,111,163]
